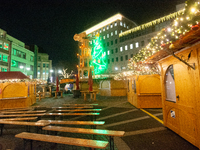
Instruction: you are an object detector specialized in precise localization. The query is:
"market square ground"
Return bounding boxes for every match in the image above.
[0,94,198,150]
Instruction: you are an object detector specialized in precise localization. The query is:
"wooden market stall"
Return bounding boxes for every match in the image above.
[0,72,36,110]
[127,74,162,108]
[147,26,200,149]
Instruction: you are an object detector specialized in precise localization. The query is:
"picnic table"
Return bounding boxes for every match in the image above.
[80,90,98,101]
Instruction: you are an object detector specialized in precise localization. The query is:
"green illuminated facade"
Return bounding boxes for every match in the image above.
[0,28,11,72]
[91,35,107,74]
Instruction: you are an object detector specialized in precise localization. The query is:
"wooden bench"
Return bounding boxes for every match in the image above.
[43,126,125,150]
[54,109,102,112]
[1,107,32,111]
[0,117,38,121]
[63,104,98,106]
[52,106,93,109]
[0,110,46,114]
[15,132,108,150]
[37,120,105,128]
[0,120,50,135]
[45,113,99,121]
[0,113,45,121]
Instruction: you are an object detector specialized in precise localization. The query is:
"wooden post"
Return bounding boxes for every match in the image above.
[42,86,45,98]
[93,92,97,101]
[49,86,52,97]
[90,92,93,100]
[55,92,57,99]
[60,91,63,98]
[84,93,87,101]
[38,92,41,101]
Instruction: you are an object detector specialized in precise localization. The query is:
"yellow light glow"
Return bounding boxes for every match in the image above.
[83,13,123,35]
[191,7,196,13]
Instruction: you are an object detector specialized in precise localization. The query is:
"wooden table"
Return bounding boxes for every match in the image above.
[52,91,63,98]
[80,90,98,101]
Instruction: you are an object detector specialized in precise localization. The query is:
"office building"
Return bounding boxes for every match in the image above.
[0,28,11,72]
[77,5,185,76]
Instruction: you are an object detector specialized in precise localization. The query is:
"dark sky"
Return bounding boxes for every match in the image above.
[0,0,186,70]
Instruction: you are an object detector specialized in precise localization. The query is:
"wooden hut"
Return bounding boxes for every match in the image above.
[127,74,162,108]
[0,72,36,110]
[147,28,200,148]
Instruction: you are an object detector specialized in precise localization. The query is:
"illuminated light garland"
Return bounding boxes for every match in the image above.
[115,0,200,80]
[119,9,185,37]
[91,34,107,74]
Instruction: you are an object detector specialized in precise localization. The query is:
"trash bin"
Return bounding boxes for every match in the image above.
[73,90,81,98]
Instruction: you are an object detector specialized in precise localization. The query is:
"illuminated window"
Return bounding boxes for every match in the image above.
[111,32,113,36]
[103,27,105,31]
[125,45,128,50]
[107,51,110,55]
[127,26,129,29]
[115,22,117,26]
[120,30,123,33]
[0,41,2,48]
[11,60,18,67]
[107,25,109,30]
[135,42,139,48]
[120,22,123,26]
[110,24,113,28]
[130,44,133,49]
[124,23,126,28]
[107,34,109,38]
[99,29,102,33]
[3,43,9,50]
[115,30,117,35]
[115,67,118,70]
[2,55,8,62]
[120,47,123,52]
[103,36,105,39]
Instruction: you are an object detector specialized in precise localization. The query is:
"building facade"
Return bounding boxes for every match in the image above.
[37,53,52,81]
[6,35,34,79]
[0,28,11,72]
[77,4,185,77]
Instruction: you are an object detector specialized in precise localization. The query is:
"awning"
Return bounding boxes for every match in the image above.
[0,71,30,80]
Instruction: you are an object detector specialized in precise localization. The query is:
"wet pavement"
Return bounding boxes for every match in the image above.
[0,94,198,150]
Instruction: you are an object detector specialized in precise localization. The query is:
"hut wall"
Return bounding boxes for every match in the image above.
[127,75,162,108]
[0,82,36,110]
[159,44,200,148]
[99,79,127,96]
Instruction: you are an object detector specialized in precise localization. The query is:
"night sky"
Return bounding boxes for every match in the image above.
[0,0,186,71]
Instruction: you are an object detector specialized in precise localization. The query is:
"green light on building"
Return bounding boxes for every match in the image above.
[91,35,107,74]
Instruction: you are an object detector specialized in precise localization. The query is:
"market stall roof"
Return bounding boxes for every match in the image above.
[147,25,200,63]
[0,71,30,80]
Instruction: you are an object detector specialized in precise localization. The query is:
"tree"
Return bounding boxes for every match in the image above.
[91,34,107,74]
